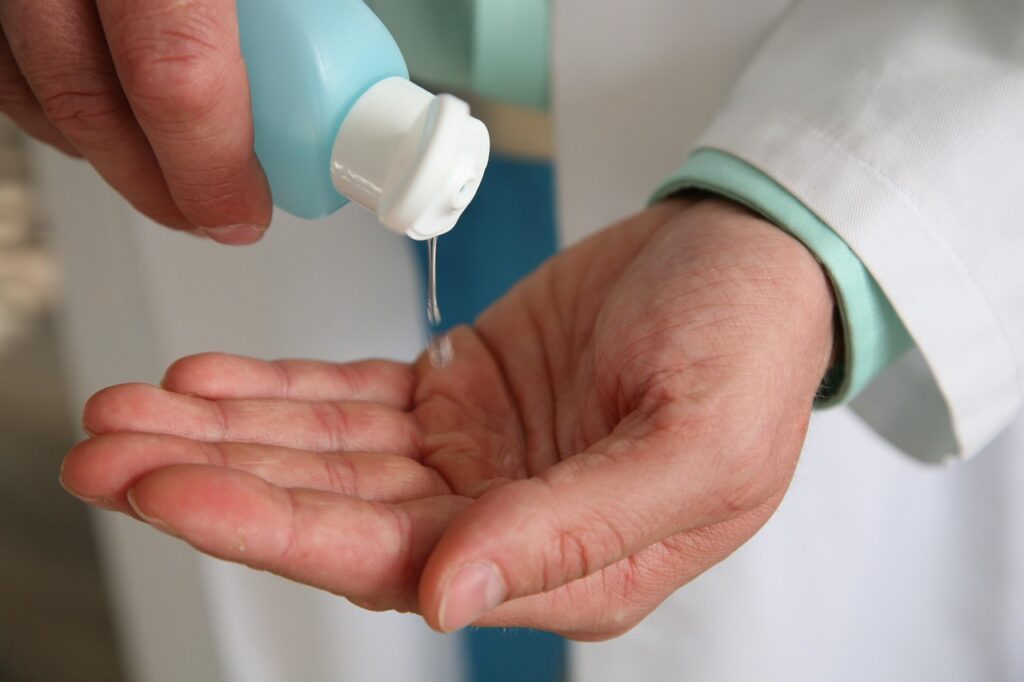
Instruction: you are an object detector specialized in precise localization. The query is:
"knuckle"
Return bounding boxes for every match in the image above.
[112,4,231,124]
[548,524,592,590]
[371,504,419,603]
[0,70,32,112]
[322,456,358,497]
[38,83,128,140]
[531,475,636,593]
[202,441,230,469]
[712,446,778,517]
[309,401,351,452]
[271,361,296,399]
[712,454,774,518]
[161,164,254,218]
[604,553,647,606]
[546,514,628,593]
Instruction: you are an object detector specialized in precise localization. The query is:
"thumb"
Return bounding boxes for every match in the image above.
[418,419,772,633]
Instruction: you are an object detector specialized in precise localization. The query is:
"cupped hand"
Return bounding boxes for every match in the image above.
[61,198,836,639]
[0,1,270,243]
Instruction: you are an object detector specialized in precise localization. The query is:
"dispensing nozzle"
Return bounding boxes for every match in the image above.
[330,78,491,240]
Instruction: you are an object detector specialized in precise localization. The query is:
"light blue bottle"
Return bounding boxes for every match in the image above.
[236,0,490,240]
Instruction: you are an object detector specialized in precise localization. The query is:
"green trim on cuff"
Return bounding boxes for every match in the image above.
[653,148,914,407]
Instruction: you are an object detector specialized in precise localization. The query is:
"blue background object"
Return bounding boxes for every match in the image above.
[414,154,565,682]
[416,155,558,327]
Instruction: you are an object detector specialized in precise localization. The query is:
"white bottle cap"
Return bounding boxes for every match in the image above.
[330,77,491,241]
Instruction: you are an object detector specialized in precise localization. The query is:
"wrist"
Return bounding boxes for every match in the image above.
[672,196,838,384]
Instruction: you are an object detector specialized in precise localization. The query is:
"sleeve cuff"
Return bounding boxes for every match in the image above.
[652,148,914,407]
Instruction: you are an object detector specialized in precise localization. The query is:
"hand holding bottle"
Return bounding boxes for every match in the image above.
[0,0,272,244]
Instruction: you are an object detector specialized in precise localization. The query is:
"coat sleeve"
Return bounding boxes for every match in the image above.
[684,0,1024,463]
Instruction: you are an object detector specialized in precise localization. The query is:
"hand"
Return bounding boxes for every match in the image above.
[61,198,835,639]
[0,1,270,244]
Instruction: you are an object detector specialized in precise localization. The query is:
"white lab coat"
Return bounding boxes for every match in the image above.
[558,1,1024,679]
[37,0,1024,679]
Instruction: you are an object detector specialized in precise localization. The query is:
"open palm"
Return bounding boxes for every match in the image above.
[61,198,835,639]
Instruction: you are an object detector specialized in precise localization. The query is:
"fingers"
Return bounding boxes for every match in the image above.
[126,465,471,611]
[61,432,449,512]
[0,0,193,230]
[97,0,272,241]
[419,411,781,632]
[83,384,421,455]
[0,0,271,239]
[0,28,79,156]
[163,353,416,408]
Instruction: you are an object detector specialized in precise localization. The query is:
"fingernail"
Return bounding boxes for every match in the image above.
[438,563,507,632]
[58,474,119,511]
[200,224,266,245]
[126,489,178,537]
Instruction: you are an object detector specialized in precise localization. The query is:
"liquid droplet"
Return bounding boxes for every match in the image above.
[427,236,453,368]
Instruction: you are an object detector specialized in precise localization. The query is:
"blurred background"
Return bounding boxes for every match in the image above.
[0,121,123,681]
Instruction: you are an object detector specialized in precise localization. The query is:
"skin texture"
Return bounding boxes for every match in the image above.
[61,197,836,640]
[0,0,271,244]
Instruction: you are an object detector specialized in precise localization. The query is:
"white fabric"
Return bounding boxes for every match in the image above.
[554,0,1024,679]
[696,0,1024,463]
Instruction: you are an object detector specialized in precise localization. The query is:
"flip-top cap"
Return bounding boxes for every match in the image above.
[330,77,491,240]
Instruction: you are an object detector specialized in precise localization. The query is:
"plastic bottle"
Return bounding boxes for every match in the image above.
[236,0,490,240]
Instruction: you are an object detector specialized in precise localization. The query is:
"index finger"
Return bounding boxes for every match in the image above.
[162,353,417,408]
[97,0,271,244]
